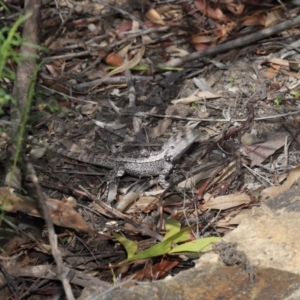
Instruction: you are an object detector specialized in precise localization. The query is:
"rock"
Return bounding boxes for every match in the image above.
[79,185,300,299]
[223,184,300,274]
[79,260,300,300]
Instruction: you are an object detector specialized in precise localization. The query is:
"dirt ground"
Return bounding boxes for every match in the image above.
[2,0,300,298]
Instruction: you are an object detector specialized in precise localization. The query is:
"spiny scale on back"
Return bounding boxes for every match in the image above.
[49,128,198,177]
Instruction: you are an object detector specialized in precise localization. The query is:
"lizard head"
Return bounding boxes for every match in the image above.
[162,128,198,162]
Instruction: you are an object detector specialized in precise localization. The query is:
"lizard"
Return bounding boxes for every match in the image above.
[48,127,198,177]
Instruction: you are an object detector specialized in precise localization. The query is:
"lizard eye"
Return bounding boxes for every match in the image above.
[164,155,171,162]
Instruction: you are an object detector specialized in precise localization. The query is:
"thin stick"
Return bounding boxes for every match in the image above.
[120,110,300,122]
[158,14,300,67]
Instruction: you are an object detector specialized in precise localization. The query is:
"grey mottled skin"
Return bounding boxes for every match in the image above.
[49,128,198,177]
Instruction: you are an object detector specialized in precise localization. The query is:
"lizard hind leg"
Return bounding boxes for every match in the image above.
[158,174,169,189]
[115,166,125,177]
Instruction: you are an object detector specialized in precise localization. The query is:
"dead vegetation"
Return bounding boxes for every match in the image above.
[1,0,300,298]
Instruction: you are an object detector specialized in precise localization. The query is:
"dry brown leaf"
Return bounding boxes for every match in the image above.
[171,90,219,104]
[194,0,229,21]
[60,140,85,153]
[202,192,251,210]
[208,162,236,188]
[93,203,114,218]
[117,43,133,58]
[110,45,145,75]
[80,102,98,115]
[243,132,287,167]
[165,46,189,58]
[242,12,266,26]
[2,264,107,288]
[264,64,280,79]
[281,70,300,79]
[133,259,179,280]
[177,164,221,189]
[266,58,300,76]
[2,236,28,255]
[226,2,245,15]
[46,198,94,233]
[241,133,264,146]
[105,53,124,66]
[190,35,218,45]
[267,58,291,67]
[46,38,81,50]
[145,8,166,25]
[193,44,210,51]
[265,10,284,27]
[117,20,134,38]
[156,5,174,14]
[0,187,93,234]
[44,63,62,78]
[125,196,157,214]
[115,192,139,212]
[90,45,145,91]
[261,166,300,200]
[202,126,219,136]
[215,210,249,227]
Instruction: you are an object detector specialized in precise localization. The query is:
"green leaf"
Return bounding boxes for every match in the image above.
[252,191,260,200]
[163,217,195,244]
[163,218,181,241]
[113,232,138,259]
[119,225,194,264]
[294,90,300,99]
[59,236,69,245]
[116,218,215,265]
[169,226,193,244]
[119,237,173,264]
[170,237,220,253]
[274,94,284,107]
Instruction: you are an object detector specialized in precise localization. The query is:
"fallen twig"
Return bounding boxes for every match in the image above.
[159,15,300,67]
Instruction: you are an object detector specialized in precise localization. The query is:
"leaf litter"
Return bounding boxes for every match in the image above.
[2,0,300,296]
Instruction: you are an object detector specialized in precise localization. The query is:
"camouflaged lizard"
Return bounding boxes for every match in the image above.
[49,128,198,177]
